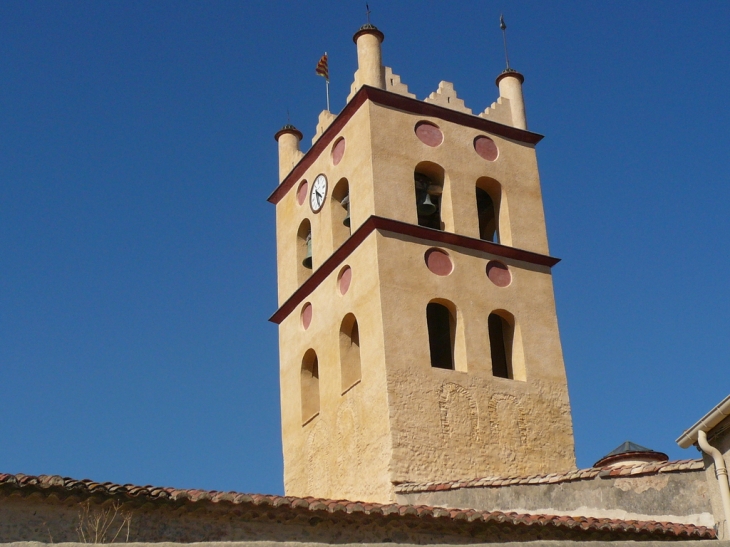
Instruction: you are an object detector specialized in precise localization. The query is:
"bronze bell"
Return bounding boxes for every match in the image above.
[341,194,351,227]
[302,233,313,269]
[417,190,437,216]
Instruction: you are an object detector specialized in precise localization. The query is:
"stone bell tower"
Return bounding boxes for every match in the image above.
[269,23,576,504]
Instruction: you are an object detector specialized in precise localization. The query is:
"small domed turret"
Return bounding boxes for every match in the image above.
[495,69,527,130]
[274,124,304,182]
[352,24,385,91]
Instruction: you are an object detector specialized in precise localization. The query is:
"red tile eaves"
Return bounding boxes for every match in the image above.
[0,471,714,540]
[269,215,560,324]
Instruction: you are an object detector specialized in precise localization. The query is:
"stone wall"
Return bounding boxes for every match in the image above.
[0,493,712,544]
[397,468,713,527]
[2,541,729,547]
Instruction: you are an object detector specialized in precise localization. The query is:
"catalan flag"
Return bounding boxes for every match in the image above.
[315,53,329,82]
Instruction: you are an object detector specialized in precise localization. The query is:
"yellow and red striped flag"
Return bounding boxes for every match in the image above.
[315,53,329,82]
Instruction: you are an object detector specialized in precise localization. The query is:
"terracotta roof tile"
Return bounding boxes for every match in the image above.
[0,471,714,541]
[395,458,704,493]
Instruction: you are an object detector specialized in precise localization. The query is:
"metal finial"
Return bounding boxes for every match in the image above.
[500,14,511,71]
[366,3,371,25]
[287,109,290,124]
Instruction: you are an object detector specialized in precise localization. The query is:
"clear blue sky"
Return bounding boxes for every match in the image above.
[1,1,728,496]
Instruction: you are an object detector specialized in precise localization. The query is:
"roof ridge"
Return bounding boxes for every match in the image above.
[395,458,705,493]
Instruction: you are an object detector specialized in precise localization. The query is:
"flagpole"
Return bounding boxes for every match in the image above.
[325,52,330,112]
[326,79,330,112]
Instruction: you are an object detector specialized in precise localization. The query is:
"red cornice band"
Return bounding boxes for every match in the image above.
[267,86,545,205]
[269,216,559,324]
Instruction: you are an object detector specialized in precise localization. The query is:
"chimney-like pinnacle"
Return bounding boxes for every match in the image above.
[353,24,384,44]
[274,124,303,142]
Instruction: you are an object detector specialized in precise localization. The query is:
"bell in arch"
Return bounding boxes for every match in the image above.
[417,190,437,216]
[302,233,313,269]
[341,194,351,227]
[415,172,438,216]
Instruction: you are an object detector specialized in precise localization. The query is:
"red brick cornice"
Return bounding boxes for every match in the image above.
[269,216,560,324]
[267,86,545,205]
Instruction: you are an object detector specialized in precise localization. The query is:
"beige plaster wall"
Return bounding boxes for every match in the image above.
[279,237,394,503]
[275,105,375,305]
[275,93,574,502]
[367,102,551,255]
[376,232,575,483]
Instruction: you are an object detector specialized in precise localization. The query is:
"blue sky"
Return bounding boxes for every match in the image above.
[1,1,728,496]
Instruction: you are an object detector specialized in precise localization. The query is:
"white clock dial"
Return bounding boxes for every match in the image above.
[310,174,328,212]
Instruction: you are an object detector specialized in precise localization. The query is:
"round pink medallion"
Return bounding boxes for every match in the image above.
[474,136,499,161]
[425,248,453,276]
[332,137,345,166]
[486,261,511,287]
[301,303,313,329]
[297,181,308,205]
[415,122,443,147]
[338,266,352,295]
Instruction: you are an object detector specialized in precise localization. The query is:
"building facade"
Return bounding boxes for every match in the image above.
[271,23,575,503]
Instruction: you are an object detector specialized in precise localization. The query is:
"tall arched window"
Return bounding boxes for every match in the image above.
[414,163,445,231]
[488,312,513,379]
[476,187,497,242]
[340,313,361,393]
[476,177,508,245]
[332,178,351,248]
[297,219,312,285]
[427,302,455,369]
[301,349,320,423]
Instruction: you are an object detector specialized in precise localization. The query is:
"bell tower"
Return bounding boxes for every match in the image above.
[269,23,576,504]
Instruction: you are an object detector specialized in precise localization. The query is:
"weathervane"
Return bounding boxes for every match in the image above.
[366,4,371,25]
[500,14,511,71]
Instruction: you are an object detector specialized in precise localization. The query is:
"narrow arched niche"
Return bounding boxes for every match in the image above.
[427,302,453,369]
[331,178,351,248]
[339,313,361,393]
[301,349,320,424]
[297,219,312,285]
[488,310,525,381]
[426,299,465,371]
[476,177,510,246]
[414,162,447,231]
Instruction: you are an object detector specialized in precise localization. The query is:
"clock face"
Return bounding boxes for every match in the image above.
[310,174,327,212]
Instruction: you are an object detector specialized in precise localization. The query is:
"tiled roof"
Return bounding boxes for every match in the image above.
[395,458,705,494]
[0,470,715,540]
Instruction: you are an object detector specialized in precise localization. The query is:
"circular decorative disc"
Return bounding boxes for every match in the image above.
[474,136,499,161]
[486,260,511,287]
[301,303,313,329]
[424,248,453,276]
[338,266,352,295]
[415,122,443,147]
[297,181,308,205]
[332,137,346,166]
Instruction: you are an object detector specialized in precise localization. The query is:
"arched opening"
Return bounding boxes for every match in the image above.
[297,219,312,285]
[488,311,526,381]
[476,188,497,242]
[331,178,351,248]
[414,162,445,231]
[488,313,510,378]
[427,301,455,369]
[476,177,509,245]
[301,349,320,423]
[339,313,361,393]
